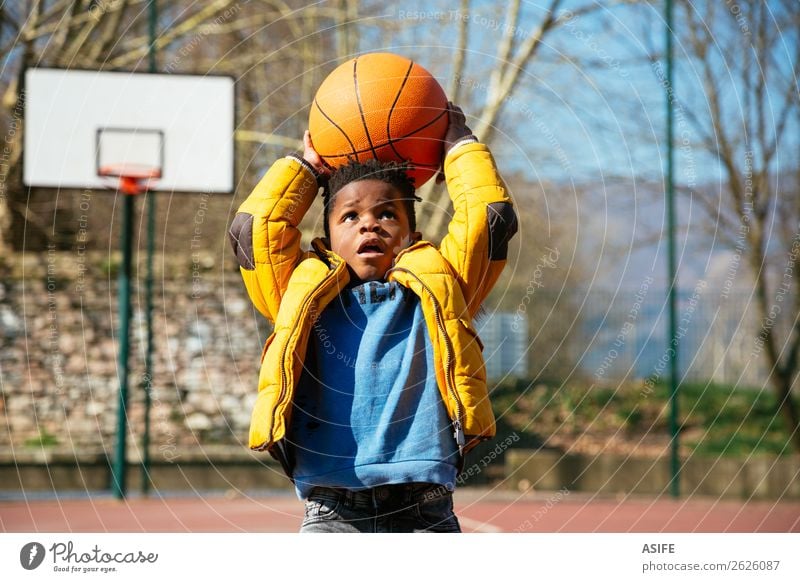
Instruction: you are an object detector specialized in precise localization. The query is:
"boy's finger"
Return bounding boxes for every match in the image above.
[449,105,465,125]
[318,160,333,176]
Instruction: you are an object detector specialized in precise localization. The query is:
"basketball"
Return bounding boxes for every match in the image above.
[309,52,449,187]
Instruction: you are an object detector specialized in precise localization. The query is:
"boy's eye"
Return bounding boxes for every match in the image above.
[381,210,396,219]
[342,212,358,222]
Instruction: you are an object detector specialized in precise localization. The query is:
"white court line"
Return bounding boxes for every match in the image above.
[459,516,504,533]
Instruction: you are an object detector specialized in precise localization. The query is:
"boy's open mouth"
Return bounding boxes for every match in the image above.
[357,238,384,256]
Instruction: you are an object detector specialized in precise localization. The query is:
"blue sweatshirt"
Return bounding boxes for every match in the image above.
[286,280,458,499]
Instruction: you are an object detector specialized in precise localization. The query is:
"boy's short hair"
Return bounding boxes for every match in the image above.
[323,159,419,240]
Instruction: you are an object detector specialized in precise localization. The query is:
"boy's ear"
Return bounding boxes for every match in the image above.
[410,231,423,244]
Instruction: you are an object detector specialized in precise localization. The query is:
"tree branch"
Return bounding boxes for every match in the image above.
[235,129,301,150]
[105,0,240,69]
[86,0,130,63]
[760,41,800,168]
[474,0,562,143]
[447,0,470,104]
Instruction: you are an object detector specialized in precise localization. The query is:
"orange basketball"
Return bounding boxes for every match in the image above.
[309,52,448,187]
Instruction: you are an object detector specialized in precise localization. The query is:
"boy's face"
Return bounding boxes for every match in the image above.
[328,179,419,283]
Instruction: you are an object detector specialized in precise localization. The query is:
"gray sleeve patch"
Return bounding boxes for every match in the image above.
[486,202,518,261]
[229,212,255,270]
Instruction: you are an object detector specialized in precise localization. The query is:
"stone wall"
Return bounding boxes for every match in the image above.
[506,450,800,500]
[0,251,270,457]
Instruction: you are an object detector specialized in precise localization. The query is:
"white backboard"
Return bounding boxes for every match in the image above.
[24,68,234,193]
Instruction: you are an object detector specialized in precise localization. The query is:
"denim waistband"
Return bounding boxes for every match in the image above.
[307,482,452,510]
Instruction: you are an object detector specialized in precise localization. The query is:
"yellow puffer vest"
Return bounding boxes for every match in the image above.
[229,142,517,471]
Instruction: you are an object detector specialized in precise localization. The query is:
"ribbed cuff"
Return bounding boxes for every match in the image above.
[285,153,322,184]
[447,135,479,155]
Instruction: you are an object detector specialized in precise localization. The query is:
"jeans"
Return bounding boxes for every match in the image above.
[299,482,461,533]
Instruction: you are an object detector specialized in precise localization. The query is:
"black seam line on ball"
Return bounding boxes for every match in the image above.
[387,60,415,161]
[313,97,357,158]
[354,57,378,159]
[316,108,448,160]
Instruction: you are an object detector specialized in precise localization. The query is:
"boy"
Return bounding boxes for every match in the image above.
[229,104,517,532]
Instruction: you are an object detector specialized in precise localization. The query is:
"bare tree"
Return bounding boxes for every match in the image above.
[670,0,800,450]
[415,0,640,240]
[0,0,362,253]
[0,0,262,250]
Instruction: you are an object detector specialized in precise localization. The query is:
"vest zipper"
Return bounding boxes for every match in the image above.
[271,259,346,446]
[386,266,466,454]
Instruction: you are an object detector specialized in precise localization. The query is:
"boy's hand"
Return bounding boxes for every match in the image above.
[436,102,477,183]
[443,102,476,155]
[302,130,332,177]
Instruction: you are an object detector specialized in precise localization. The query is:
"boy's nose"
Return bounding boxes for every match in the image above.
[360,215,380,232]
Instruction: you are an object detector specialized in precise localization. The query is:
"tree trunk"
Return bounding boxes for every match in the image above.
[769,370,800,453]
[751,235,800,453]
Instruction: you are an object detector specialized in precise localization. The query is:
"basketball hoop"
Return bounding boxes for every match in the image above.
[99,164,162,195]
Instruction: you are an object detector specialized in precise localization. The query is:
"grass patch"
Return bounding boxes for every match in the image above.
[490,379,794,457]
[24,429,60,448]
[678,382,792,457]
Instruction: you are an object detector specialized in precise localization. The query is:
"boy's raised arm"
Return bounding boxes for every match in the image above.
[438,105,518,319]
[228,132,328,323]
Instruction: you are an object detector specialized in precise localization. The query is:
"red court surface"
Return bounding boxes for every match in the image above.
[2,489,799,533]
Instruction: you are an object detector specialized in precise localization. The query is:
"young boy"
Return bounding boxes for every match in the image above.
[229,104,517,532]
